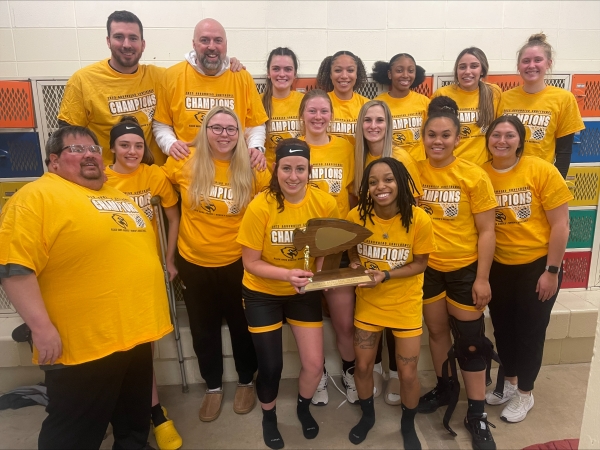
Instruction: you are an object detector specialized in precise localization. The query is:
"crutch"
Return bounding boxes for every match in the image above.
[151,196,189,393]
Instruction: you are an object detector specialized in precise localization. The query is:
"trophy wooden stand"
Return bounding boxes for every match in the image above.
[293,218,374,293]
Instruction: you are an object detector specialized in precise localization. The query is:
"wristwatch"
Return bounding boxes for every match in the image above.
[545,265,560,274]
[381,270,391,283]
[255,146,266,154]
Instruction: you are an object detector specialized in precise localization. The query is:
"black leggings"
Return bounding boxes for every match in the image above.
[251,330,284,404]
[488,256,562,391]
[375,328,397,371]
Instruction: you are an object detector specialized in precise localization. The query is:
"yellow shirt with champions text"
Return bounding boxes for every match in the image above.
[154,62,268,144]
[347,206,436,330]
[328,91,369,147]
[482,156,573,265]
[161,149,271,267]
[432,83,502,166]
[498,86,584,163]
[417,158,497,272]
[375,91,430,161]
[0,173,172,366]
[263,91,304,171]
[238,187,340,296]
[300,135,355,217]
[365,147,423,198]
[58,59,166,166]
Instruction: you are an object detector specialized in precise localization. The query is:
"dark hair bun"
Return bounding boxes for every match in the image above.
[428,96,458,116]
[412,65,426,89]
[371,60,391,85]
[119,115,141,125]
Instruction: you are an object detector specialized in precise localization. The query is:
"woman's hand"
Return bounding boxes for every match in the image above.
[536,271,559,301]
[358,269,383,288]
[286,269,314,293]
[166,259,178,282]
[472,277,492,310]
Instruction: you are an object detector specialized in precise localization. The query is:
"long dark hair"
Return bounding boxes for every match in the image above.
[262,47,299,128]
[267,138,310,212]
[316,50,368,93]
[357,157,416,233]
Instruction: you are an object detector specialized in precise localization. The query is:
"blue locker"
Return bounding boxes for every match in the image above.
[0,132,44,178]
[571,121,600,163]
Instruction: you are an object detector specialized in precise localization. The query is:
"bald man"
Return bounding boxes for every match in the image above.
[153,18,268,168]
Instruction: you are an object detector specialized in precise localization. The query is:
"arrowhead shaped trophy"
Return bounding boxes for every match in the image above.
[293,218,375,293]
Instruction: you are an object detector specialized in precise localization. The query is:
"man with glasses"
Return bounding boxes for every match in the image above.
[58,10,166,167]
[153,18,268,169]
[0,126,173,449]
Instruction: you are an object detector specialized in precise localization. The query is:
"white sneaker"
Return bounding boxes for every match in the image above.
[486,381,518,405]
[311,371,329,406]
[501,391,534,423]
[373,362,384,398]
[342,369,359,404]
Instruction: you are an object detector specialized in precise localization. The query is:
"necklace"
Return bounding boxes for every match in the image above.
[382,216,396,239]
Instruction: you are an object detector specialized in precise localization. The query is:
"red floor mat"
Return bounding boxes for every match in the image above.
[523,439,579,450]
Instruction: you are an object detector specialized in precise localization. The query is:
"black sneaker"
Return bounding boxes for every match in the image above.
[464,413,496,450]
[417,384,451,414]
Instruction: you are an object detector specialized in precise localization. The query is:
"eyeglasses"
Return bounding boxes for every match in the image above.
[61,144,103,155]
[207,125,239,136]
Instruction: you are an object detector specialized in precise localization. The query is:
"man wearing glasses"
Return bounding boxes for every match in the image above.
[0,126,173,449]
[153,18,268,169]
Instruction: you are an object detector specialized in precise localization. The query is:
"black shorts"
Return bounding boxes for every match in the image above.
[242,286,323,333]
[423,261,478,311]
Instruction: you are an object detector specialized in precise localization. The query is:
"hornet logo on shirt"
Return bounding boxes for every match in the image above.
[421,188,461,218]
[392,115,423,144]
[281,247,298,259]
[112,214,129,229]
[271,226,302,260]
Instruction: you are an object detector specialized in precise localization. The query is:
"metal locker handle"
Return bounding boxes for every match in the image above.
[0,149,9,158]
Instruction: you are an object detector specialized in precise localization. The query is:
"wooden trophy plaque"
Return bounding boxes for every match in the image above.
[293,218,374,293]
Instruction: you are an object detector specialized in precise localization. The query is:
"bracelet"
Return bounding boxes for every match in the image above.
[381,270,390,283]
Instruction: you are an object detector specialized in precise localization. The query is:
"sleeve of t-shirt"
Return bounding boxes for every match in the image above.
[253,168,272,194]
[327,195,342,219]
[469,169,498,214]
[244,71,269,128]
[538,163,574,210]
[555,93,585,138]
[153,70,174,126]
[237,197,268,251]
[345,207,359,224]
[150,165,179,208]
[160,156,184,185]
[0,203,48,275]
[412,209,437,255]
[57,74,89,126]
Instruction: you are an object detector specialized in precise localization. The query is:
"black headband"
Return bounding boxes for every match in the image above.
[276,143,310,162]
[110,122,145,149]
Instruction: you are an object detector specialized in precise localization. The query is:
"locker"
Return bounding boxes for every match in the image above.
[567,209,596,249]
[572,75,600,117]
[0,81,35,128]
[565,166,600,207]
[571,120,600,163]
[0,132,44,178]
[561,251,592,289]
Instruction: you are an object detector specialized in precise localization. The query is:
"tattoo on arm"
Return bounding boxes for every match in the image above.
[396,353,418,366]
[354,329,378,349]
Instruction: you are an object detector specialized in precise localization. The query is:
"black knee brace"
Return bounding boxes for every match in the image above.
[441,315,503,437]
[448,315,488,372]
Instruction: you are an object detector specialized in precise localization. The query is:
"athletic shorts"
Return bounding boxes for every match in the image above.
[423,261,478,311]
[242,286,323,333]
[354,319,422,338]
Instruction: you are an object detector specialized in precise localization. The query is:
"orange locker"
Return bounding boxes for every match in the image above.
[572,75,600,117]
[412,76,433,98]
[0,81,35,128]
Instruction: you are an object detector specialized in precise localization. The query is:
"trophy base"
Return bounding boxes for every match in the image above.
[300,267,375,293]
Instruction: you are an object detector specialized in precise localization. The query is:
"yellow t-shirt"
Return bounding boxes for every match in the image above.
[347,206,436,329]
[301,135,355,217]
[0,173,172,365]
[432,83,502,166]
[105,163,179,221]
[238,187,340,296]
[161,150,271,267]
[328,91,369,146]
[498,86,585,163]
[58,59,166,167]
[154,62,268,144]
[263,91,304,171]
[374,91,430,161]
[482,156,573,265]
[417,158,497,272]
[364,147,423,198]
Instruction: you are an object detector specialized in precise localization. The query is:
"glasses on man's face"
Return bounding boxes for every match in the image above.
[61,144,103,155]
[207,125,239,136]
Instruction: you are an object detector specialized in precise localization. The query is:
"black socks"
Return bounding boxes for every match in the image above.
[401,403,421,450]
[467,398,485,419]
[150,403,167,427]
[342,358,356,375]
[297,394,319,439]
[262,406,284,449]
[349,396,375,445]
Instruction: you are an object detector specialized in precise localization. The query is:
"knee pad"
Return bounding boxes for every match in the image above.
[448,315,490,372]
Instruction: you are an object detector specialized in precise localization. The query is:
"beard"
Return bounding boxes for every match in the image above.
[200,53,223,72]
[110,48,142,70]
